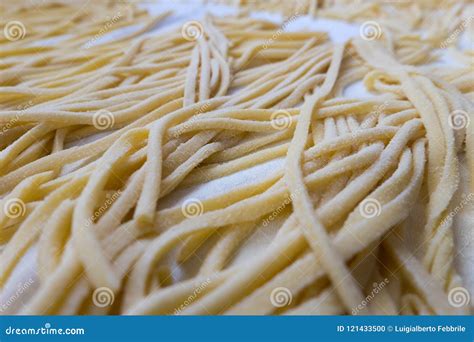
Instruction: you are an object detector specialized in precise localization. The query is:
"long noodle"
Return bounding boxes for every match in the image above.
[0,0,472,316]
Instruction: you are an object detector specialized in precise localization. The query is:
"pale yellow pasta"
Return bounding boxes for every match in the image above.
[0,0,471,316]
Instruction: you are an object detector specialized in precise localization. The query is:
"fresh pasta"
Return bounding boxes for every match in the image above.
[0,0,472,316]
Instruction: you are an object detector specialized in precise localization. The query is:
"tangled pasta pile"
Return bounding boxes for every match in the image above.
[0,0,472,315]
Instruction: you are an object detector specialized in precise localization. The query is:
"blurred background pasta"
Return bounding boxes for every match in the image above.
[0,0,472,315]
